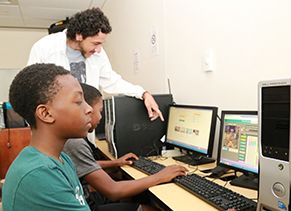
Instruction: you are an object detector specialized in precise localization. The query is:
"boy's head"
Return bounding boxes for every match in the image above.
[80,83,103,133]
[9,63,70,129]
[9,64,92,139]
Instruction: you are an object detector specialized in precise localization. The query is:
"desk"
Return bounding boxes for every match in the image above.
[95,139,258,211]
[0,127,31,178]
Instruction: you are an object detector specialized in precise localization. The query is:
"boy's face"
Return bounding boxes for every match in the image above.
[48,75,93,139]
[88,98,103,133]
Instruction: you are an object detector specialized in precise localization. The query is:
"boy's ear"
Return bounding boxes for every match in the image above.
[35,104,55,124]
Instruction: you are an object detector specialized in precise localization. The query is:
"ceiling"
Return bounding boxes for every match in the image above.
[0,0,106,29]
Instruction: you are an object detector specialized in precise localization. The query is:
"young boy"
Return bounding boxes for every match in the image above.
[2,63,93,211]
[63,83,189,211]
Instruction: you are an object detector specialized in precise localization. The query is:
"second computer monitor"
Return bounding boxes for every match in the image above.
[165,104,218,165]
[217,110,259,190]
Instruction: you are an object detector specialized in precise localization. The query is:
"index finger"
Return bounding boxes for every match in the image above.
[150,109,164,121]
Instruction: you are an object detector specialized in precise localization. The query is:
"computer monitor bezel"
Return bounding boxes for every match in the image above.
[165,104,218,158]
[217,110,259,176]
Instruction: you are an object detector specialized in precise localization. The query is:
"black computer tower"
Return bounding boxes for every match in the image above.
[95,103,106,140]
[104,94,173,158]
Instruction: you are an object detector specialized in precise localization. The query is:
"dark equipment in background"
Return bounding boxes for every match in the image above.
[104,94,173,158]
[3,102,26,129]
[2,102,27,149]
[48,18,69,34]
[95,105,106,140]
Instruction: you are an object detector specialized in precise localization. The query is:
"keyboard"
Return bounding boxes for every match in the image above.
[131,156,257,211]
[174,174,257,211]
[130,156,166,174]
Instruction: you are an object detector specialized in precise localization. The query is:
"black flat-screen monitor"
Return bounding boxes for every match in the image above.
[166,104,218,166]
[217,110,259,190]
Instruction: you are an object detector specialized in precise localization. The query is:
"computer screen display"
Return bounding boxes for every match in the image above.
[217,110,259,189]
[165,104,218,165]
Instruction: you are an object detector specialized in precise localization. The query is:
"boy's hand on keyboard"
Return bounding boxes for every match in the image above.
[115,153,139,166]
[157,165,188,183]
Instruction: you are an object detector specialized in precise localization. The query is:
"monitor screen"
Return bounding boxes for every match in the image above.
[166,104,218,165]
[217,110,259,190]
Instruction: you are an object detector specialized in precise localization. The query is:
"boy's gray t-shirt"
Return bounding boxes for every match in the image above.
[63,138,101,179]
[63,138,102,201]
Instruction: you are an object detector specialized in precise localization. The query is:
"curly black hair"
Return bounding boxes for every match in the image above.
[80,83,102,107]
[66,7,112,41]
[9,63,70,129]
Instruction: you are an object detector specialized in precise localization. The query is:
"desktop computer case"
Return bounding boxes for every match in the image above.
[257,78,291,211]
[104,94,173,159]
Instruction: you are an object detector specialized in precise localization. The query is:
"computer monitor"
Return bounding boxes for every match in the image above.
[217,110,259,190]
[3,102,26,128]
[165,104,218,165]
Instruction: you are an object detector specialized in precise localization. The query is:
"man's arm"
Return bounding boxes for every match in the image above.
[97,49,164,121]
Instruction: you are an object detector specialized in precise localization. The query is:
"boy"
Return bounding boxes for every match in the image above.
[63,83,189,211]
[2,63,93,210]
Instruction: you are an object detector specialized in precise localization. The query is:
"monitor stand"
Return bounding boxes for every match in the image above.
[230,173,258,190]
[173,152,215,166]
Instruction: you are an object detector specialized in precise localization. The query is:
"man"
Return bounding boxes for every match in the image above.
[27,7,163,122]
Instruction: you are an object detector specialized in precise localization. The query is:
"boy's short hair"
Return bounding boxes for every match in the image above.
[66,7,112,41]
[9,63,70,129]
[80,83,102,106]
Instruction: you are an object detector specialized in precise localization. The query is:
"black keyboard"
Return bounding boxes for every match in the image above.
[131,156,166,174]
[174,174,257,211]
[131,156,257,211]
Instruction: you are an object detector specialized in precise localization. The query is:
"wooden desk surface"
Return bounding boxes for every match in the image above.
[95,139,258,211]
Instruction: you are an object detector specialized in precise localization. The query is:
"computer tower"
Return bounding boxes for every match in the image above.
[104,94,173,158]
[257,78,290,211]
[95,102,106,140]
[104,98,118,158]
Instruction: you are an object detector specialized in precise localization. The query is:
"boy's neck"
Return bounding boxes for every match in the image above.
[29,129,66,163]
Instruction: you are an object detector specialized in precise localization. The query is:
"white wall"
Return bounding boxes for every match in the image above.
[0,69,21,102]
[103,0,291,109]
[0,28,47,102]
[164,0,291,110]
[102,0,291,158]
[102,0,167,94]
